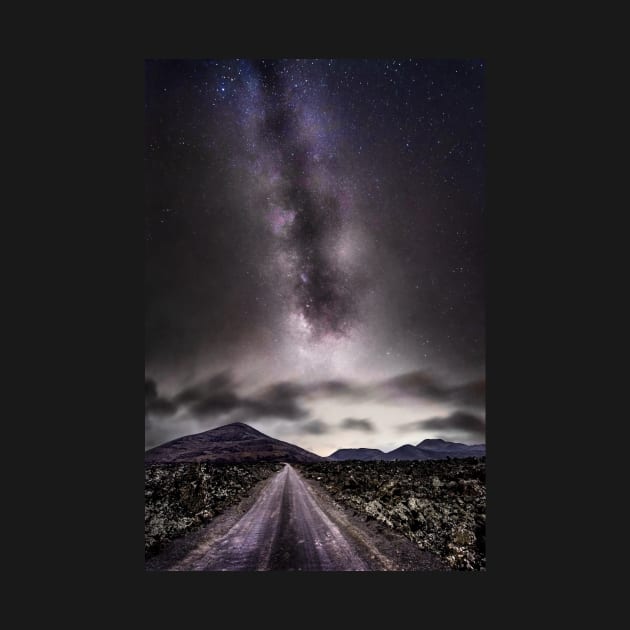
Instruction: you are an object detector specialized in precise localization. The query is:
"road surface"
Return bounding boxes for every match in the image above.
[146,463,446,571]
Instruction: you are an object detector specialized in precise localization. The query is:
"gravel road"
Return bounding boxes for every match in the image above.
[146,463,446,571]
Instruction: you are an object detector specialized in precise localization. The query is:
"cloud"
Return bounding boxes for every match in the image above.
[145,378,178,416]
[399,411,485,440]
[145,369,484,428]
[306,380,365,399]
[147,373,309,423]
[300,419,330,434]
[173,371,235,406]
[190,392,242,416]
[379,371,485,411]
[381,371,446,399]
[145,379,158,402]
[340,417,374,432]
[449,379,485,409]
[146,397,179,416]
[244,382,310,420]
[300,371,484,411]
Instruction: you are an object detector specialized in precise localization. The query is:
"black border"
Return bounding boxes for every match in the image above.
[57,44,573,617]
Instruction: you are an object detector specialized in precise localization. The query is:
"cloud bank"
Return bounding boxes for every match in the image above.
[146,369,485,450]
[340,418,375,432]
[398,411,485,441]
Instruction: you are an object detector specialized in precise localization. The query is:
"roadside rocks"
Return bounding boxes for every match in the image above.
[145,462,281,557]
[297,458,486,571]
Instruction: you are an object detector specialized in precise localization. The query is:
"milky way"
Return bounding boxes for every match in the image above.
[251,62,356,340]
[233,59,367,365]
[145,59,485,454]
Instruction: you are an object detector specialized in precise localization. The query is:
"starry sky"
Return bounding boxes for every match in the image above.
[145,59,485,455]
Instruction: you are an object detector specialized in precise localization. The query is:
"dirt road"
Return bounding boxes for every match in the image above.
[146,463,446,571]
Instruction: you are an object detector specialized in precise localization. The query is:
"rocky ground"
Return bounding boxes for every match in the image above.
[145,462,282,558]
[296,458,486,570]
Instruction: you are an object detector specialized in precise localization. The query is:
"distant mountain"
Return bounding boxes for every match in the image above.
[329,448,386,461]
[385,444,432,461]
[417,438,463,449]
[326,439,485,461]
[145,422,323,464]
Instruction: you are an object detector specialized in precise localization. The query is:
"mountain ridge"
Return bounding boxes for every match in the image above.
[145,422,485,464]
[145,422,323,464]
[329,438,485,461]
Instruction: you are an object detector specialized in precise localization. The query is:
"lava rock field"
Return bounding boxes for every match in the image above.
[145,462,281,557]
[297,458,486,570]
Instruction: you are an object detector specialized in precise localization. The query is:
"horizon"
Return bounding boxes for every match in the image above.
[145,59,485,456]
[145,420,485,457]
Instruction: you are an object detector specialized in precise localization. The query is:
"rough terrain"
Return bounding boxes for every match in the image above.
[145,461,281,557]
[296,458,486,570]
[145,423,323,464]
[144,423,485,571]
[146,463,447,571]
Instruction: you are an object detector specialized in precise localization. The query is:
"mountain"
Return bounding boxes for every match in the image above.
[326,439,485,461]
[145,422,323,464]
[417,438,462,450]
[417,438,485,458]
[385,444,433,461]
[329,448,386,461]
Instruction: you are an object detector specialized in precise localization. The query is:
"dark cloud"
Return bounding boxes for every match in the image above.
[146,397,178,417]
[340,418,374,432]
[300,420,330,435]
[380,371,485,410]
[148,373,309,423]
[257,381,305,402]
[303,371,484,411]
[262,371,484,410]
[145,379,158,402]
[145,378,178,417]
[449,379,486,409]
[146,370,484,426]
[245,382,310,420]
[174,371,235,406]
[382,371,446,399]
[190,392,242,416]
[399,411,485,440]
[306,380,366,399]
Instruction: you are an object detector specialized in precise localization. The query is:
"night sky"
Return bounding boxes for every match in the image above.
[145,59,485,455]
